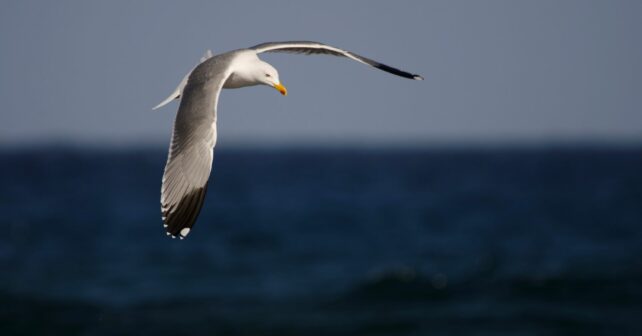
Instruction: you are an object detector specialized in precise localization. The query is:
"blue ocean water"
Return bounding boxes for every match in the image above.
[1,146,641,335]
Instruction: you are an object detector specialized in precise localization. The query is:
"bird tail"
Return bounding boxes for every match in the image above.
[153,49,214,110]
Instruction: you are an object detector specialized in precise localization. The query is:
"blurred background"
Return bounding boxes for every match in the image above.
[1,1,641,335]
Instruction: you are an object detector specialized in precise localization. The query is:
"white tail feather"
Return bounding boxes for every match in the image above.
[153,49,214,110]
[200,49,213,62]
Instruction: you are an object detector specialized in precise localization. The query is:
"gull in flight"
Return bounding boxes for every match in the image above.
[154,41,423,239]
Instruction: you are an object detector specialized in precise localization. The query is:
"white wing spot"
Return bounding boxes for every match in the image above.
[180,228,191,237]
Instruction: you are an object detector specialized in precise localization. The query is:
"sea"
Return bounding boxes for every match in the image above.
[0,146,641,335]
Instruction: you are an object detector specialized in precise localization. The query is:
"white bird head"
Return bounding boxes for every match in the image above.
[255,61,287,95]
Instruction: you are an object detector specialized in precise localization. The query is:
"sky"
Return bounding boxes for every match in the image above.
[1,0,641,147]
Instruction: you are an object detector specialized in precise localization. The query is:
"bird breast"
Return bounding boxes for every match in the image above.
[222,72,256,89]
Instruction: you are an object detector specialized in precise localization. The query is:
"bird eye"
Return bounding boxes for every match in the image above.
[265,74,271,78]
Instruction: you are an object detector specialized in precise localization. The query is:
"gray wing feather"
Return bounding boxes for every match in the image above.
[250,41,423,80]
[161,58,231,239]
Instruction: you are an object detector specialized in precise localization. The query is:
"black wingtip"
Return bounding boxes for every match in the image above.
[162,186,208,240]
[413,74,424,80]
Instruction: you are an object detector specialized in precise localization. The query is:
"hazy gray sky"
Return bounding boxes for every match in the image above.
[1,1,641,146]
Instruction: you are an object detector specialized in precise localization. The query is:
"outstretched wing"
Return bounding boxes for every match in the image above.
[161,58,231,239]
[251,41,423,80]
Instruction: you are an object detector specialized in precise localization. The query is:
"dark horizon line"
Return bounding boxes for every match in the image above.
[2,139,642,153]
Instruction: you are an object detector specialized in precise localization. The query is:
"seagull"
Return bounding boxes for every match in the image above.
[154,41,423,239]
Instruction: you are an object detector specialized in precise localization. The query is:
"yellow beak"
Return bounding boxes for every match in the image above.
[273,83,287,96]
